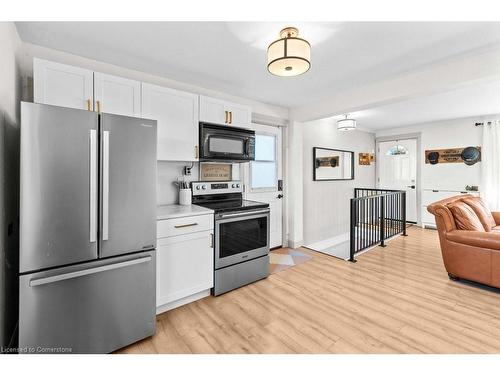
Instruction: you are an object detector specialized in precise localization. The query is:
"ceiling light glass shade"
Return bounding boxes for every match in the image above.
[267,27,311,77]
[337,118,357,131]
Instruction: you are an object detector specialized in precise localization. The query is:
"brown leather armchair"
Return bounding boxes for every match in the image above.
[427,195,500,287]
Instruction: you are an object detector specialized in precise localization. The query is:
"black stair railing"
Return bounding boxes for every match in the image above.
[349,188,407,262]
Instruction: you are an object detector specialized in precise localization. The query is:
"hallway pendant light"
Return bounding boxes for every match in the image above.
[337,115,357,131]
[267,27,311,77]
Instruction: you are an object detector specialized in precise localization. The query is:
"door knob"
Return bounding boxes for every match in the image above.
[277,194,283,199]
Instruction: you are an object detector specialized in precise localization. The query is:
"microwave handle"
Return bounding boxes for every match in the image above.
[245,138,250,156]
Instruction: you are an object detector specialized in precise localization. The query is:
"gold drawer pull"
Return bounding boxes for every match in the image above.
[86,99,92,111]
[174,223,198,229]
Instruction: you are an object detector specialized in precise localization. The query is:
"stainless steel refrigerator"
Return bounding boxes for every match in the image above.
[18,102,157,353]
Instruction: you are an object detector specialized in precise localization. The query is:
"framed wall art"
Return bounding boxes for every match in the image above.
[200,163,232,181]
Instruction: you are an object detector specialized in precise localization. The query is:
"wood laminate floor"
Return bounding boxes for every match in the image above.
[117,226,500,354]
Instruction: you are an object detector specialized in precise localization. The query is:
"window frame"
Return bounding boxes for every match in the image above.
[249,131,279,192]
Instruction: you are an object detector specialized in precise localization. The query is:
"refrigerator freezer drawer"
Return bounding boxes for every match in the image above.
[19,251,156,354]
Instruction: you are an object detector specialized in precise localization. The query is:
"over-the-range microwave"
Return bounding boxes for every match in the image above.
[199,122,255,162]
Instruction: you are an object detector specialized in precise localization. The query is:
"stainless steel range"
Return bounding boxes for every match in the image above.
[192,181,270,296]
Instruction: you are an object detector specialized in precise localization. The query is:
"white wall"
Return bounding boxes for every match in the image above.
[375,116,491,192]
[286,121,304,248]
[0,21,21,349]
[302,119,376,245]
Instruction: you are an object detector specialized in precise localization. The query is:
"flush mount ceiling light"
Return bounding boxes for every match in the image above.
[337,115,357,131]
[267,27,311,77]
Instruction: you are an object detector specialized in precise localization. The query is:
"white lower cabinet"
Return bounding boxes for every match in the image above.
[421,189,480,228]
[156,216,214,314]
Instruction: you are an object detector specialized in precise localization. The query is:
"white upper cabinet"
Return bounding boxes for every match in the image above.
[34,59,142,118]
[34,58,94,111]
[199,95,251,128]
[93,72,141,117]
[199,96,226,124]
[228,102,252,128]
[142,83,199,161]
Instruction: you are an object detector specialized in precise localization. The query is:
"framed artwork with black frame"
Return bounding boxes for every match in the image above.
[313,147,355,181]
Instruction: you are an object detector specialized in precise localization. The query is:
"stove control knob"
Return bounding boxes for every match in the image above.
[202,185,207,190]
[236,183,241,188]
[232,183,236,188]
[196,186,201,190]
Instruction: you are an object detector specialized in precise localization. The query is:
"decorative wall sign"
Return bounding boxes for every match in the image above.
[200,163,232,181]
[313,147,354,181]
[425,146,481,166]
[316,156,340,168]
[359,153,374,165]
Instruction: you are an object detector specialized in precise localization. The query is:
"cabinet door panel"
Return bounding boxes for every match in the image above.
[142,83,199,161]
[156,230,214,306]
[199,95,227,124]
[94,72,141,117]
[34,58,93,110]
[227,103,251,128]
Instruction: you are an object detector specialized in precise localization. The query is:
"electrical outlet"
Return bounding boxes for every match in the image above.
[184,166,191,176]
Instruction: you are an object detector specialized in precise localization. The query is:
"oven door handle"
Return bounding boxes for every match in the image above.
[217,209,270,219]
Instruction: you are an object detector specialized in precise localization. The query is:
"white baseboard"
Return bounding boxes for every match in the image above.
[305,232,350,251]
[156,289,211,315]
[303,233,351,260]
[288,239,304,249]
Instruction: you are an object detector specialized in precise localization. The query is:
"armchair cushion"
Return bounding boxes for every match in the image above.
[492,212,500,226]
[447,201,485,232]
[463,197,496,231]
[446,230,500,250]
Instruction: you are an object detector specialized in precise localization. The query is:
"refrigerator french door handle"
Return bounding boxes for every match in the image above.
[103,130,110,241]
[89,129,97,243]
[29,256,152,287]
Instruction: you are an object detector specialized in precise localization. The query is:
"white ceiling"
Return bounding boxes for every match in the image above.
[325,79,500,131]
[15,22,500,109]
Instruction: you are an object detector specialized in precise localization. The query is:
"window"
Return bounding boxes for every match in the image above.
[386,144,408,156]
[250,134,277,189]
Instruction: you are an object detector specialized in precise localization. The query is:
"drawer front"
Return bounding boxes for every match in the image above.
[157,214,213,238]
[422,190,475,206]
[19,251,156,354]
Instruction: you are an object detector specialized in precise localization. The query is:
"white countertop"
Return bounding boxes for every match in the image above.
[157,204,214,221]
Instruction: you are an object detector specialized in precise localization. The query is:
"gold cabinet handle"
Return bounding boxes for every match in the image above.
[224,110,228,124]
[229,111,232,124]
[86,99,92,111]
[195,145,199,159]
[174,223,198,229]
[96,100,101,113]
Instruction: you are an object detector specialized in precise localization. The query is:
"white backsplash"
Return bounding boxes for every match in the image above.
[157,161,241,206]
[157,161,199,206]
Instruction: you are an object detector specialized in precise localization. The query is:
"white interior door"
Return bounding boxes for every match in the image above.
[243,124,283,248]
[378,139,418,222]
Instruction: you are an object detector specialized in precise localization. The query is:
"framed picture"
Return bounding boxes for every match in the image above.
[313,147,354,181]
[200,163,232,181]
